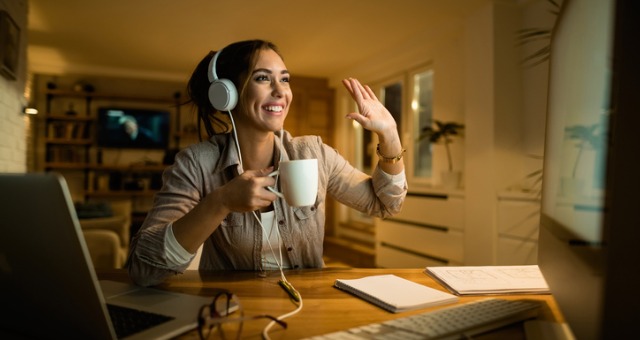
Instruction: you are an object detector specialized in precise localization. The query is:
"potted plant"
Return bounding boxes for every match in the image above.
[516,0,561,68]
[418,120,465,189]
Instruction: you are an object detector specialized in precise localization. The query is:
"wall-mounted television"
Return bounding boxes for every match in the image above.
[96,107,170,149]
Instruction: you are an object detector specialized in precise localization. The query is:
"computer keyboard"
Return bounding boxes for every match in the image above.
[306,298,541,340]
[107,303,175,338]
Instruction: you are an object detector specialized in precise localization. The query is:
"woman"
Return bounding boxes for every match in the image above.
[127,39,407,286]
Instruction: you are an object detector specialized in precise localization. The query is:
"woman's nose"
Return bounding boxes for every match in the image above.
[271,82,284,97]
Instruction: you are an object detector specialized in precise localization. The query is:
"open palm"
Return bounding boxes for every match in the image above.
[342,78,397,136]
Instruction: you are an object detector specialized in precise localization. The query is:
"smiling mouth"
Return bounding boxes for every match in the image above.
[263,105,284,113]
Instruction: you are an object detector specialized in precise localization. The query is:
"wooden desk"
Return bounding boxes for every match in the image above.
[98,267,564,339]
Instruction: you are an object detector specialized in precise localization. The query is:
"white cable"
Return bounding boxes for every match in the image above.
[262,296,303,339]
[261,129,303,339]
[251,201,284,273]
[228,114,302,338]
[227,110,243,170]
[253,207,302,340]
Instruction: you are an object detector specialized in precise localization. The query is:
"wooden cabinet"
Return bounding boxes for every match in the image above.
[285,77,335,145]
[375,191,540,268]
[376,191,465,268]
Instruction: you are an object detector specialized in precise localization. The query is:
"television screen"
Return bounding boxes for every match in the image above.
[97,107,170,149]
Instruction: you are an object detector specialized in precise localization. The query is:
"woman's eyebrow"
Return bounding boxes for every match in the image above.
[252,68,290,75]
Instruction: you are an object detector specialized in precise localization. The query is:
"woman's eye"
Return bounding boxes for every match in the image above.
[281,77,290,83]
[255,75,270,82]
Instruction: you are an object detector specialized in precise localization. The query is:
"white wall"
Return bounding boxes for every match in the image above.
[0,0,29,173]
[331,0,554,266]
[329,12,468,186]
[463,1,500,264]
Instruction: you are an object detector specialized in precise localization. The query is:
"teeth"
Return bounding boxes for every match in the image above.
[264,105,283,112]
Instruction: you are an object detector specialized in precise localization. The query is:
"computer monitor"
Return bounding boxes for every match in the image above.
[537,0,640,339]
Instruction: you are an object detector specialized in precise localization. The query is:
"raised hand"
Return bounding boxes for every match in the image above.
[342,78,398,141]
[342,78,404,173]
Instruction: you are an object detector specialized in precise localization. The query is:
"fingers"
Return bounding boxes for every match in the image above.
[224,167,278,212]
[343,78,380,104]
[354,80,370,100]
[342,77,398,135]
[363,84,378,101]
[244,167,277,194]
[341,78,353,92]
[346,112,369,128]
[254,166,275,177]
[343,78,367,119]
[342,78,362,102]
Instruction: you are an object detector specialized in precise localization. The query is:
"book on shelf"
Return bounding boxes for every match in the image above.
[48,121,88,140]
[64,122,75,139]
[47,145,85,163]
[74,122,87,139]
[48,122,65,139]
[424,265,550,296]
[334,274,458,313]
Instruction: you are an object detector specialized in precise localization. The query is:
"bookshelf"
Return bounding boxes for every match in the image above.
[41,86,181,201]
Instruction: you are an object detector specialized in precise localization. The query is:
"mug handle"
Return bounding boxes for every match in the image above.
[266,170,285,199]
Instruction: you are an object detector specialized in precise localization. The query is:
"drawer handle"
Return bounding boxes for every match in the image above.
[387,218,449,232]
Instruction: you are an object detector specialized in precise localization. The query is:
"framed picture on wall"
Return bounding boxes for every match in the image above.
[0,10,20,80]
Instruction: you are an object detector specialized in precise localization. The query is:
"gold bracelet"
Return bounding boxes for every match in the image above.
[376,144,406,164]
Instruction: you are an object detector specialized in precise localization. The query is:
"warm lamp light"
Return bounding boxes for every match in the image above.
[23,107,38,115]
[411,100,419,111]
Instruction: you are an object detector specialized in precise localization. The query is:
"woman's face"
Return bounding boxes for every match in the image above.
[239,48,292,133]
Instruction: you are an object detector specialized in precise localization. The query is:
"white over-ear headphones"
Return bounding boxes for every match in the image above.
[207,48,238,112]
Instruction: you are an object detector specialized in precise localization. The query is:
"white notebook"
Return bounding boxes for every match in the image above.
[425,265,550,295]
[334,274,458,313]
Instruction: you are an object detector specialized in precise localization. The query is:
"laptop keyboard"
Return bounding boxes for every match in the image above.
[306,298,541,339]
[107,303,175,338]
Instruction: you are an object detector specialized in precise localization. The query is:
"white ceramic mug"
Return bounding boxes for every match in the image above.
[268,159,318,207]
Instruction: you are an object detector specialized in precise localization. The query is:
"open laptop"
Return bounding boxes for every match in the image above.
[0,173,235,339]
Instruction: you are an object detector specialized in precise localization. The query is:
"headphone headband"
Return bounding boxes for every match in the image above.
[207,49,222,82]
[207,47,238,111]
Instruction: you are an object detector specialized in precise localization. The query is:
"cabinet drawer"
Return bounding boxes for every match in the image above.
[393,194,465,231]
[377,220,464,264]
[377,245,463,268]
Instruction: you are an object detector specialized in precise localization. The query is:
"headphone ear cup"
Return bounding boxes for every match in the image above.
[208,78,238,112]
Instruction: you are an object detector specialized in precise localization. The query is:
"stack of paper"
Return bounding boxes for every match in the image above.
[334,274,458,313]
[425,265,550,295]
